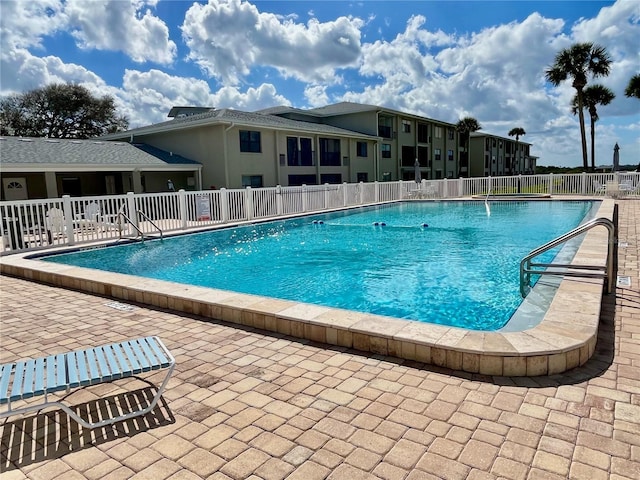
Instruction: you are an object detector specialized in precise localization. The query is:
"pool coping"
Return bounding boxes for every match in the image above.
[0,198,614,376]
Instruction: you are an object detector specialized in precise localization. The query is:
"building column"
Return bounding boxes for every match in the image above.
[131,170,143,193]
[44,171,58,198]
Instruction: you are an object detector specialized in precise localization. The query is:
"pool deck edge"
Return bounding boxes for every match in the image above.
[0,199,615,377]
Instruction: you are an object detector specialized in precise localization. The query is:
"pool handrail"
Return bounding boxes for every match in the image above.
[519,216,616,298]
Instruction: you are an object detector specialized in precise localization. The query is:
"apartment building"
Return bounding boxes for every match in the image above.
[1,102,538,199]
[101,102,470,189]
[469,132,537,177]
[265,103,462,181]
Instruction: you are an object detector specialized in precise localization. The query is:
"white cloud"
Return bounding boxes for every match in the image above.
[64,0,176,64]
[119,69,290,127]
[0,0,66,50]
[304,85,329,107]
[181,0,364,85]
[341,3,639,167]
[0,48,106,95]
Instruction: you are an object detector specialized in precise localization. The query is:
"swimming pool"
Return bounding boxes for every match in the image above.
[42,201,597,331]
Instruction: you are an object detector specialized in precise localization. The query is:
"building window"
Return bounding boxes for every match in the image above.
[434,148,441,161]
[239,130,261,153]
[356,141,368,157]
[287,137,314,166]
[402,120,411,133]
[320,173,342,184]
[242,175,263,188]
[434,126,442,139]
[448,129,454,140]
[288,174,317,186]
[492,138,497,147]
[418,146,429,168]
[357,172,368,182]
[381,144,391,158]
[378,116,393,138]
[447,149,454,161]
[418,123,429,143]
[319,138,341,166]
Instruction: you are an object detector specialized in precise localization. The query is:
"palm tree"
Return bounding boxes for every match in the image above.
[508,127,526,173]
[571,84,615,170]
[455,117,481,177]
[545,43,612,171]
[625,74,640,99]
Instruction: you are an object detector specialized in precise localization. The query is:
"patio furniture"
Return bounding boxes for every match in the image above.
[0,336,175,429]
[45,207,66,243]
[619,182,638,196]
[593,181,606,196]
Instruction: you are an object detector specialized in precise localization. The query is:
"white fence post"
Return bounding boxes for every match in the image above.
[580,172,586,195]
[343,182,348,207]
[359,182,364,204]
[518,174,522,194]
[126,192,138,230]
[62,195,75,245]
[220,188,229,223]
[324,184,329,209]
[246,187,254,220]
[302,185,308,212]
[178,189,188,229]
[374,181,379,203]
[548,173,554,195]
[276,185,283,215]
[458,177,464,197]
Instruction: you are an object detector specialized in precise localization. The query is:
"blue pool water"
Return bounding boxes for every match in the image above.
[43,201,597,330]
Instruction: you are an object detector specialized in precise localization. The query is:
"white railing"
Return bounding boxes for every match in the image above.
[1,173,638,255]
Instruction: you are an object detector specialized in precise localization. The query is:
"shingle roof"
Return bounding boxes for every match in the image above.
[305,102,380,116]
[0,136,200,167]
[100,108,378,140]
[470,131,532,145]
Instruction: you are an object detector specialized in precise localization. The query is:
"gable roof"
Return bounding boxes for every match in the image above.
[101,108,378,141]
[0,136,201,170]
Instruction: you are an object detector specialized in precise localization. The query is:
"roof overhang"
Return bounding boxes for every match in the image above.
[0,164,202,173]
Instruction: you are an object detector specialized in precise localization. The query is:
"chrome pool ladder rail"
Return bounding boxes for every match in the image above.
[519,217,616,298]
[136,210,164,240]
[116,206,163,242]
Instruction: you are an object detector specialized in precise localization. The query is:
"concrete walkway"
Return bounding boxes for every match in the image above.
[1,200,639,480]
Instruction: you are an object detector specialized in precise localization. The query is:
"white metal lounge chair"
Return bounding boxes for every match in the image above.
[0,336,175,429]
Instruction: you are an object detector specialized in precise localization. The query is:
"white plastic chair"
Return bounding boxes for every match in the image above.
[46,208,65,242]
[76,202,104,231]
[593,182,606,196]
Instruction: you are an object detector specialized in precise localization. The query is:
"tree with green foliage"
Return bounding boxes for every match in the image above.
[571,84,615,170]
[625,74,640,99]
[0,83,128,138]
[507,127,526,173]
[545,43,612,171]
[455,117,481,177]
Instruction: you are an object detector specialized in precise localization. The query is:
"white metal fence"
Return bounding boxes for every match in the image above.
[1,172,638,255]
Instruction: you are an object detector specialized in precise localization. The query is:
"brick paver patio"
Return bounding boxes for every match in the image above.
[1,200,638,480]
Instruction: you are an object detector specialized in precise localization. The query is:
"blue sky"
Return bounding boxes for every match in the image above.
[1,0,638,167]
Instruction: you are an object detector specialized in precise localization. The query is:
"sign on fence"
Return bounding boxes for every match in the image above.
[196,195,211,221]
